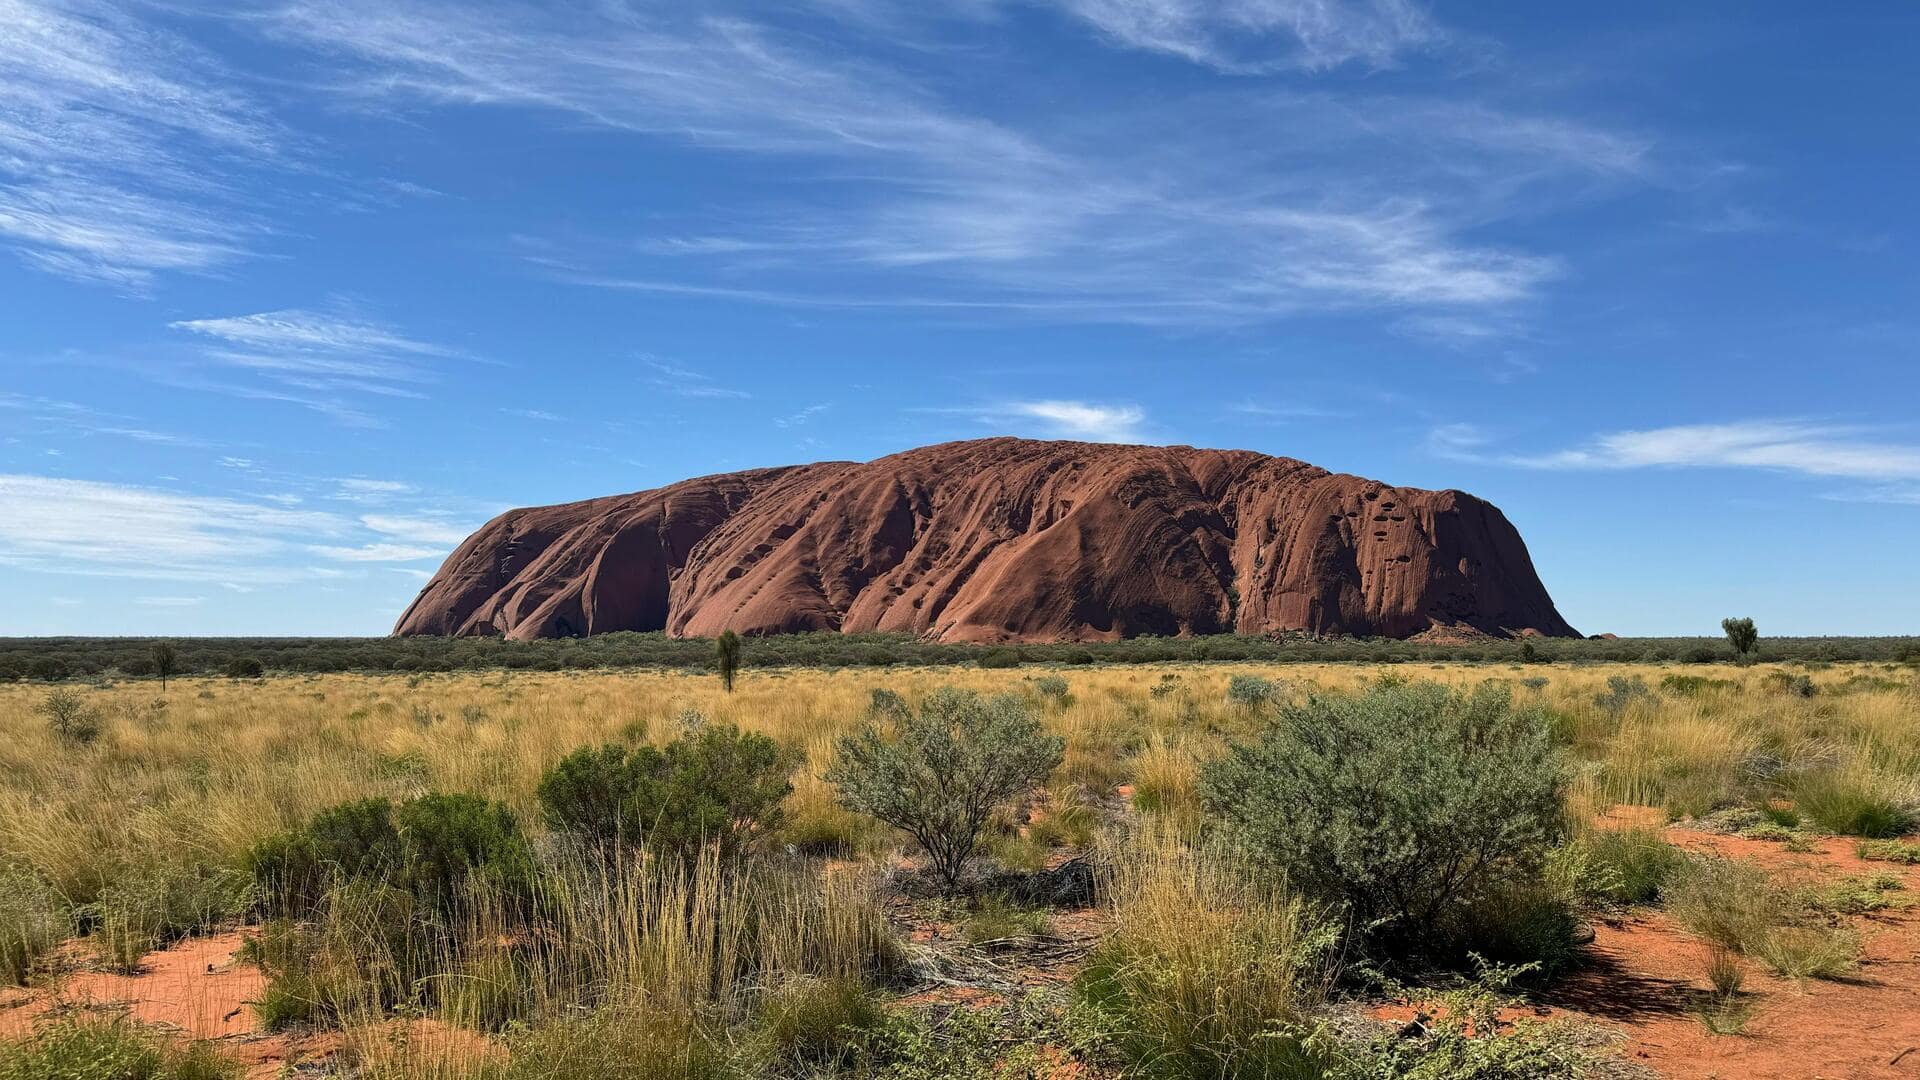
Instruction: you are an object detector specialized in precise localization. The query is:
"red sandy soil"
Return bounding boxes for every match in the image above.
[1549,812,1920,1080]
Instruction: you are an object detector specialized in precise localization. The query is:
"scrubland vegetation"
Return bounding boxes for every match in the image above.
[1,658,1916,1078]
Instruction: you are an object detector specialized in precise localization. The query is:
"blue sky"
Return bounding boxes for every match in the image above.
[1,1,1916,637]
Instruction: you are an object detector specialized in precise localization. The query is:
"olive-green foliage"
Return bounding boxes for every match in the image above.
[1721,617,1758,657]
[1327,966,1613,1079]
[1225,674,1275,708]
[828,687,1065,890]
[536,724,796,860]
[0,864,68,985]
[1200,682,1566,957]
[36,688,100,745]
[714,630,741,692]
[222,656,264,679]
[248,881,426,1030]
[867,687,911,723]
[1857,839,1920,864]
[393,794,536,915]
[1664,855,1860,982]
[248,793,533,918]
[4,631,1917,679]
[248,797,405,913]
[0,1019,239,1080]
[501,1006,735,1080]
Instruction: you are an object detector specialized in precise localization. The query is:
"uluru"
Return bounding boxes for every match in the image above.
[394,438,1576,643]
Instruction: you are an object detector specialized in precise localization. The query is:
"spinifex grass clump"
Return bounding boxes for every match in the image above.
[1665,855,1861,983]
[0,1018,239,1080]
[1201,682,1568,965]
[0,863,67,985]
[1076,829,1338,1080]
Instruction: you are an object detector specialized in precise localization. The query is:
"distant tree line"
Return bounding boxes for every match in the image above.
[0,630,1916,682]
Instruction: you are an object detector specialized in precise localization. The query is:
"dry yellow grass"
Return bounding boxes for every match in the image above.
[0,660,1914,902]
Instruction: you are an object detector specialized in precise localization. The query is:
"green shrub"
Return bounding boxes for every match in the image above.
[867,688,911,723]
[536,725,795,860]
[1225,674,1275,708]
[37,688,101,745]
[0,1019,239,1080]
[248,797,404,914]
[393,793,536,913]
[828,687,1064,890]
[1200,682,1565,957]
[977,648,1022,669]
[0,865,68,985]
[223,656,264,679]
[1032,674,1071,703]
[1792,770,1913,838]
[250,793,533,918]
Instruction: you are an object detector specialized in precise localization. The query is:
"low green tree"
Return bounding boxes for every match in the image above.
[1722,617,1758,660]
[151,641,178,692]
[826,687,1065,890]
[715,630,742,692]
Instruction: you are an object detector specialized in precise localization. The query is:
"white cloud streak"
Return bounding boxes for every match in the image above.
[167,309,466,425]
[248,1,1651,326]
[1512,421,1920,480]
[0,473,345,582]
[1047,0,1444,73]
[985,400,1148,442]
[0,0,276,286]
[1436,420,1920,485]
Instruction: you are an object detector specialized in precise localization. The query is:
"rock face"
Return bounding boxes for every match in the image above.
[394,438,1577,642]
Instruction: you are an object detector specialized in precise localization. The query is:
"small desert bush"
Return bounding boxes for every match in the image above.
[499,1005,735,1080]
[249,793,533,919]
[537,724,795,860]
[1201,682,1565,960]
[1225,674,1275,709]
[0,1018,239,1080]
[36,688,101,746]
[1076,831,1337,1079]
[1327,965,1616,1079]
[1032,674,1072,704]
[828,687,1064,889]
[963,895,1052,943]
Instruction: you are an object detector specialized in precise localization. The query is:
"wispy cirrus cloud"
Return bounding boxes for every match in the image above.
[246,1,1658,329]
[167,308,467,425]
[1044,0,1446,73]
[647,360,750,400]
[0,473,345,582]
[0,0,278,286]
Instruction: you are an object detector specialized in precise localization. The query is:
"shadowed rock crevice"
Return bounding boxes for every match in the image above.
[395,438,1577,642]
